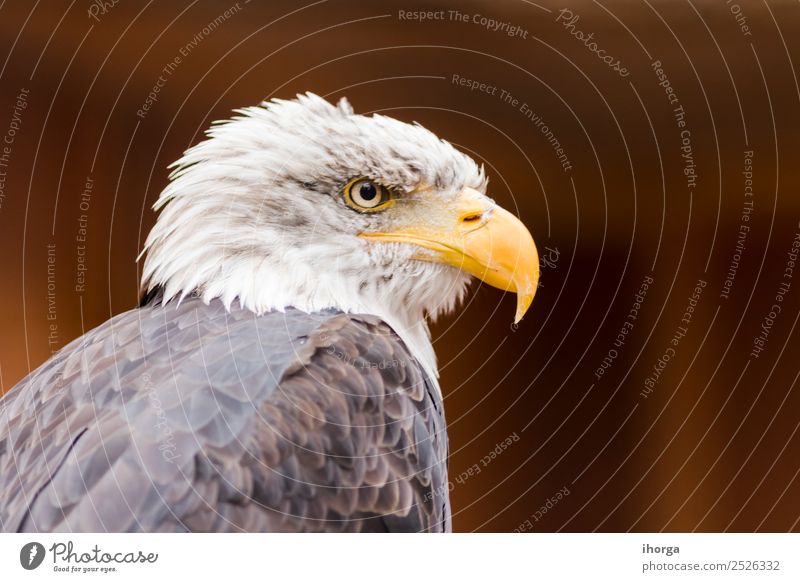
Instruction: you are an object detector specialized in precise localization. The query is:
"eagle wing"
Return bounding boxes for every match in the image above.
[0,298,450,532]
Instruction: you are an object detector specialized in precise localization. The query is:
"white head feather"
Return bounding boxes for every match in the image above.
[141,93,488,381]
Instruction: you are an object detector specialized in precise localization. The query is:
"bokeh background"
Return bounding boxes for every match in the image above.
[1,0,799,532]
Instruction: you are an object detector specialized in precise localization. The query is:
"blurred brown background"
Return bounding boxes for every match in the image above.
[1,0,799,532]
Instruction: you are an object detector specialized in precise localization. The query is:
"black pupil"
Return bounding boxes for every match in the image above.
[358,182,377,201]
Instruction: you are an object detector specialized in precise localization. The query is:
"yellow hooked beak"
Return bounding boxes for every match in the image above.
[359,188,539,323]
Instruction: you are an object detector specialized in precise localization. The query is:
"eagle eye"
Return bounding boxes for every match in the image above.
[344,177,393,212]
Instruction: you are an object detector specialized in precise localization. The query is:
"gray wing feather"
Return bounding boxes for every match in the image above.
[0,298,449,532]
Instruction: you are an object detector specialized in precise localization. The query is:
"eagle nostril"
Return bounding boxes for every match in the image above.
[461,212,483,223]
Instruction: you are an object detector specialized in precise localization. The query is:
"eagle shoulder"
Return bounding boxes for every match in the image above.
[0,298,449,532]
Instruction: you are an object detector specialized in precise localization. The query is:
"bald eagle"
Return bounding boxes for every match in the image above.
[0,94,538,532]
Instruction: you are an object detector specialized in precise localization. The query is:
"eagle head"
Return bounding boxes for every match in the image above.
[141,93,539,376]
